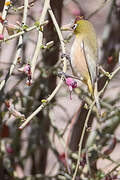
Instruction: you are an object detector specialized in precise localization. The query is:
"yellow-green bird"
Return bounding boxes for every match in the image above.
[70,16,98,97]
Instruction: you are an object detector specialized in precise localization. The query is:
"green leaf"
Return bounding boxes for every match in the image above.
[22,24,29,30]
[34,21,40,27]
[40,45,44,49]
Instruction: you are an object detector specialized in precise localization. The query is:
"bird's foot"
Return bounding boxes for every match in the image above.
[61,53,71,62]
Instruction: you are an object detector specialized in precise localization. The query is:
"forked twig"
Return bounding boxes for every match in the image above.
[19,1,67,129]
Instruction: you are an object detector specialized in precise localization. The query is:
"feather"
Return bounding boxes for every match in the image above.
[82,39,97,91]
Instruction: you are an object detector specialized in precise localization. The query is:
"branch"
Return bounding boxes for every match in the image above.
[0,0,29,91]
[19,2,67,129]
[22,0,28,24]
[104,163,120,178]
[31,0,50,78]
[88,0,112,19]
[72,100,95,180]
[1,20,48,42]
[0,0,9,34]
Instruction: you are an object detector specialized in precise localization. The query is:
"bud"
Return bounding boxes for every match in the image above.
[0,34,4,40]
[66,77,77,100]
[6,145,13,154]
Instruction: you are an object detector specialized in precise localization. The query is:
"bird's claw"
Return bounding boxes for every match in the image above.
[61,53,71,62]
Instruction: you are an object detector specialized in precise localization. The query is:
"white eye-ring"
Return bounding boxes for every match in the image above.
[72,23,78,30]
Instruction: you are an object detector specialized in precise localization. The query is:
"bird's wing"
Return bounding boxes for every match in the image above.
[81,38,97,88]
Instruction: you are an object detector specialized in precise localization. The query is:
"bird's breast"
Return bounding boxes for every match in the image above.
[70,37,89,81]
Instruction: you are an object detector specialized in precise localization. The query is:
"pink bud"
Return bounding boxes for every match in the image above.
[24,64,31,74]
[66,1,81,16]
[66,77,77,89]
[59,153,66,166]
[6,145,13,154]
[71,9,81,16]
[66,77,77,100]
[0,34,4,40]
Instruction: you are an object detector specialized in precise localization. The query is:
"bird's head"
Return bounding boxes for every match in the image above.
[71,16,91,36]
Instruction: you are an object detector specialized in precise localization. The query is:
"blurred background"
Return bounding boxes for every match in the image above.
[0,0,120,179]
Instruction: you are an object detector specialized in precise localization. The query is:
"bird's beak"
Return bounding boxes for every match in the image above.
[61,23,73,31]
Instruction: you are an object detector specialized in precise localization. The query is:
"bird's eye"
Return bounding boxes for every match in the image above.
[72,23,78,30]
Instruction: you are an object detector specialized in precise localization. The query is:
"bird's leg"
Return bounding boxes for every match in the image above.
[61,53,71,62]
[57,71,66,81]
[61,53,73,70]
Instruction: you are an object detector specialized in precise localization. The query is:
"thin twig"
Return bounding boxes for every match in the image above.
[0,0,9,34]
[31,0,50,78]
[16,0,35,11]
[22,0,28,24]
[1,20,48,42]
[72,100,95,180]
[104,163,120,178]
[88,0,112,19]
[0,0,28,91]
[86,150,92,176]
[19,2,67,129]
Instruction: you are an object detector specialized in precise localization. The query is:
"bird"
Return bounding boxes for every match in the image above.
[65,16,100,174]
[70,16,98,97]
